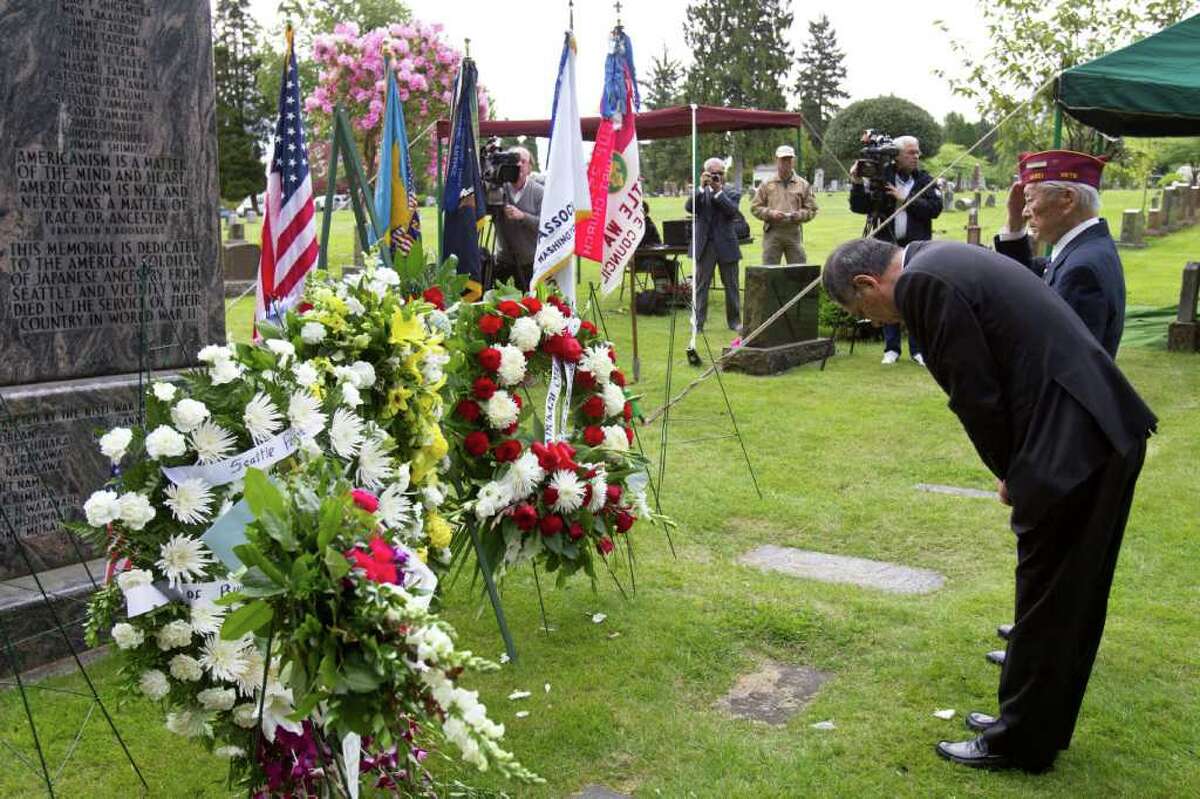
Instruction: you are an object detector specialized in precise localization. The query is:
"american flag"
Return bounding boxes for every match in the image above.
[392,194,420,255]
[256,29,318,333]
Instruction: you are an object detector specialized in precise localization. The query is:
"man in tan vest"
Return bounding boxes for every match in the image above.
[751,144,819,265]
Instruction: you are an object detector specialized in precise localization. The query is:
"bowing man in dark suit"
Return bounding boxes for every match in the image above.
[994,150,1125,357]
[822,237,1156,772]
[684,157,743,366]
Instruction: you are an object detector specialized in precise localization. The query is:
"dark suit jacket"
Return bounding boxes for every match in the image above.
[896,240,1156,528]
[685,187,742,263]
[993,219,1125,357]
[849,167,942,245]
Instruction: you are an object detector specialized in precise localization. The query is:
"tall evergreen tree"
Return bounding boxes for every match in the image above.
[683,0,795,183]
[213,0,270,207]
[639,45,690,193]
[794,14,848,140]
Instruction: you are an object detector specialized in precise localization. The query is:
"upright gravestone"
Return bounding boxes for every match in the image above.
[972,164,982,190]
[1164,187,1182,231]
[813,168,825,193]
[1167,262,1199,352]
[0,0,222,599]
[1117,209,1147,249]
[721,265,833,375]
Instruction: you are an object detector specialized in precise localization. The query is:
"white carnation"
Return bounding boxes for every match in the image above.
[151,382,177,402]
[110,622,144,650]
[197,687,238,712]
[474,481,514,520]
[156,619,194,651]
[139,669,170,700]
[374,267,400,286]
[483,391,520,430]
[210,358,243,385]
[508,316,542,351]
[535,305,567,335]
[197,344,232,364]
[170,398,210,433]
[602,424,630,453]
[99,427,132,464]
[145,425,187,460]
[341,383,362,407]
[117,492,156,531]
[292,361,320,388]
[350,360,376,388]
[265,338,296,364]
[116,568,153,591]
[602,382,626,418]
[495,345,527,386]
[165,708,208,738]
[232,703,258,728]
[504,452,545,498]
[83,490,121,527]
[301,321,326,344]
[169,653,204,682]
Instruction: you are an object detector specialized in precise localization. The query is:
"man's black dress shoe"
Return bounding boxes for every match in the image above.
[965,711,998,732]
[997,623,1013,641]
[935,737,1014,770]
[986,649,1006,666]
[685,348,702,367]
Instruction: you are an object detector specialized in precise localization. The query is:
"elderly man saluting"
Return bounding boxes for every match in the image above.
[751,144,818,265]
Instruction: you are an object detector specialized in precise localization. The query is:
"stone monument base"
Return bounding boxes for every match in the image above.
[1167,321,1199,352]
[0,558,105,675]
[721,338,835,375]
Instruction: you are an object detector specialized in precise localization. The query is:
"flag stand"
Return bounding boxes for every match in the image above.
[316,106,383,274]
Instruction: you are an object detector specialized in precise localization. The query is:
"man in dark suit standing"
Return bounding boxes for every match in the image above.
[684,157,742,366]
[822,237,1156,772]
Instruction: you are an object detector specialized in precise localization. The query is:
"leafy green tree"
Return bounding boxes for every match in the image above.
[639,45,690,193]
[824,96,944,164]
[213,0,271,207]
[683,0,795,183]
[794,14,848,140]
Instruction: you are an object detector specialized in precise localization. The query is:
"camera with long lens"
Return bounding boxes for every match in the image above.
[479,137,521,212]
[856,129,900,236]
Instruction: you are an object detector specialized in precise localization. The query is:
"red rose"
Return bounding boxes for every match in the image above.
[596,536,615,555]
[497,300,523,318]
[503,421,519,436]
[472,376,497,400]
[542,486,559,507]
[512,503,538,531]
[422,287,446,310]
[610,370,626,387]
[568,522,585,541]
[625,425,635,444]
[530,441,578,472]
[456,399,481,422]
[583,425,605,446]
[558,335,582,362]
[464,431,490,457]
[580,320,597,336]
[520,296,542,313]
[623,402,633,422]
[493,439,522,462]
[615,510,636,533]
[477,347,502,371]
[606,484,623,506]
[539,515,564,536]
[575,370,596,390]
[582,396,605,418]
[350,489,379,513]
[478,314,504,336]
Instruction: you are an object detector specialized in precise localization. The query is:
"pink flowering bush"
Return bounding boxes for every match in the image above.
[305,21,490,181]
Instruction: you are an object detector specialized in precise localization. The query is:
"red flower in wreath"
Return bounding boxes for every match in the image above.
[422,287,446,310]
[477,347,502,371]
[493,439,523,462]
[610,369,626,387]
[542,486,559,507]
[478,314,504,336]
[350,489,380,513]
[583,425,605,446]
[497,300,524,318]
[615,510,637,533]
[512,503,538,531]
[530,441,578,472]
[625,425,635,444]
[580,320,597,336]
[520,296,542,314]
[581,396,605,418]
[548,296,571,316]
[464,431,490,457]
[623,402,633,422]
[597,536,614,555]
[539,515,564,536]
[456,399,482,422]
[568,522,585,541]
[345,536,399,584]
[472,377,497,400]
[575,370,596,390]
[605,484,623,506]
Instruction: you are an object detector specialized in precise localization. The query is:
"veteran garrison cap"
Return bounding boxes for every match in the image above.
[1018,149,1107,188]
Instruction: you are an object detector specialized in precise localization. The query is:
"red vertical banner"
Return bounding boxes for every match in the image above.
[576,119,615,261]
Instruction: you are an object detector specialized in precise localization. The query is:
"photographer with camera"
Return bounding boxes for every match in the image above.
[849,134,942,366]
[489,146,543,291]
[751,144,819,265]
[684,157,743,367]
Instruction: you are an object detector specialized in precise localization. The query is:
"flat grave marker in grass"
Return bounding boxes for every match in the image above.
[915,483,996,499]
[714,660,832,726]
[572,785,633,799]
[737,545,945,595]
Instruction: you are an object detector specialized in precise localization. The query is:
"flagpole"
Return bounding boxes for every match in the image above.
[689,103,699,350]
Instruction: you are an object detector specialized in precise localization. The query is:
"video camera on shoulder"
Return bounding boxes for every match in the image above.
[857,129,898,182]
[479,137,522,212]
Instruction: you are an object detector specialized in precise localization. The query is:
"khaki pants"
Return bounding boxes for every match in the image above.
[762,226,807,265]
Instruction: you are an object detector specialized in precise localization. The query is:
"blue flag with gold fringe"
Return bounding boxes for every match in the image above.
[441,58,485,300]
[372,65,423,274]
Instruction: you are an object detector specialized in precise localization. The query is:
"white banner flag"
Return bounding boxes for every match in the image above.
[532,32,591,307]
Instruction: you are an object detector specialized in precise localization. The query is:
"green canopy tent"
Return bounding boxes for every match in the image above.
[1055,14,1200,136]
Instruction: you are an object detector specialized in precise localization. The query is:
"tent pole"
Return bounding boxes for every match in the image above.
[1052,105,1063,149]
[796,127,803,179]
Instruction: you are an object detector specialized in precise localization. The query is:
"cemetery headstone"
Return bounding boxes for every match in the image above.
[813,168,825,193]
[229,220,246,241]
[1167,262,1200,352]
[1117,209,1147,249]
[223,241,261,282]
[0,0,222,617]
[984,193,996,208]
[829,179,839,192]
[1147,206,1164,235]
[965,207,982,246]
[972,164,982,190]
[721,265,833,375]
[1164,187,1181,231]
[1191,186,1200,221]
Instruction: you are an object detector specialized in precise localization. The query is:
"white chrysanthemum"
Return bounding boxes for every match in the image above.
[350,360,376,388]
[508,316,542,351]
[170,398,210,433]
[473,481,514,520]
[391,462,412,493]
[602,424,630,453]
[356,437,395,489]
[341,383,362,407]
[374,267,400,286]
[169,654,204,682]
[329,408,365,458]
[345,296,366,315]
[549,470,586,513]
[139,669,170,700]
[110,622,144,650]
[164,479,214,526]
[155,619,194,651]
[117,492,156,531]
[197,344,232,364]
[378,483,417,531]
[243,392,283,443]
[422,483,445,509]
[483,391,520,430]
[300,321,326,344]
[602,382,626,418]
[116,568,153,591]
[145,425,187,460]
[199,635,250,683]
[83,490,121,527]
[588,474,608,513]
[505,452,546,498]
[165,708,208,738]
[152,381,177,402]
[580,345,615,385]
[332,364,357,385]
[189,421,236,464]
[210,358,243,386]
[495,345,526,386]
[190,601,227,637]
[198,687,237,712]
[287,391,327,437]
[535,305,567,335]
[265,338,296,364]
[99,427,132,464]
[292,361,320,388]
[156,534,214,587]
[233,645,265,696]
[232,703,258,729]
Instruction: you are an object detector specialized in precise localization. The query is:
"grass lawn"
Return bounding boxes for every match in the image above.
[7,191,1199,797]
